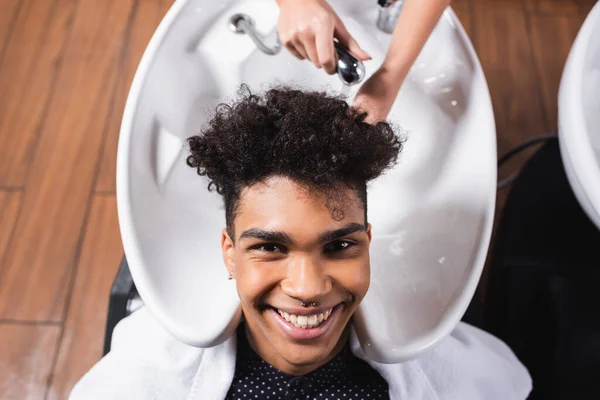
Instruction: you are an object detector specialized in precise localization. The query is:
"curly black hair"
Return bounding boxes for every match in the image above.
[187,85,403,239]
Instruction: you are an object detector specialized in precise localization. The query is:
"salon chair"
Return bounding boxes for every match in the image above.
[105,138,600,400]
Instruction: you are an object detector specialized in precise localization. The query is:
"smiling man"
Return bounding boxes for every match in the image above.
[71,85,531,400]
[217,176,387,398]
[185,85,401,398]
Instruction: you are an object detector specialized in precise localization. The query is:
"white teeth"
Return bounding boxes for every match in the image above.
[276,308,334,329]
[297,315,308,328]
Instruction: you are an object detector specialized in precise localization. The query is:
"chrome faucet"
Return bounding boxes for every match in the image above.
[377,0,403,34]
[229,13,365,86]
[228,13,282,55]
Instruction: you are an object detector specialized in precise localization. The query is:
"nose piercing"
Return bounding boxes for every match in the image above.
[301,301,318,307]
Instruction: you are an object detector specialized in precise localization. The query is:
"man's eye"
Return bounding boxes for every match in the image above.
[324,240,354,253]
[255,243,284,253]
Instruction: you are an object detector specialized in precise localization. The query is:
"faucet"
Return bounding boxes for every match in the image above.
[228,13,282,55]
[229,13,365,86]
[377,0,404,34]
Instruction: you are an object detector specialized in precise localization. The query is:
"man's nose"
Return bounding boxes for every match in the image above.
[280,255,332,301]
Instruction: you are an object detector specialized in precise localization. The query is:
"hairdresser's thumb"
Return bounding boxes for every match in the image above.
[346,38,371,61]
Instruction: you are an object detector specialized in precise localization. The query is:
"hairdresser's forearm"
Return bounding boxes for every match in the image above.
[381,0,451,80]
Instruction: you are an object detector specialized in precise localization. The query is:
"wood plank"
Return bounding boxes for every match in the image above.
[95,0,173,193]
[451,0,474,40]
[47,195,123,400]
[0,0,22,58]
[0,0,136,321]
[524,0,580,15]
[473,0,548,175]
[0,0,77,188]
[0,191,22,275]
[580,0,598,17]
[473,0,550,298]
[529,14,583,131]
[0,324,61,399]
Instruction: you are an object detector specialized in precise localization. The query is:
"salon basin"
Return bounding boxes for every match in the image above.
[558,2,600,231]
[117,0,496,363]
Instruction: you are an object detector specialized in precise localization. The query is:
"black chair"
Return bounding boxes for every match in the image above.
[103,257,140,355]
[484,139,600,399]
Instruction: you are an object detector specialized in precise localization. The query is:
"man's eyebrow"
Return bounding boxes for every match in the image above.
[317,223,367,243]
[239,229,295,245]
[238,223,366,245]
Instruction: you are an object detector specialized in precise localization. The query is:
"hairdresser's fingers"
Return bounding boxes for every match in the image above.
[284,40,305,60]
[281,31,305,59]
[291,36,309,60]
[300,30,321,68]
[316,22,336,74]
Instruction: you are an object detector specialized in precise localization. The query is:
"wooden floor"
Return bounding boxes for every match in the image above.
[0,0,595,398]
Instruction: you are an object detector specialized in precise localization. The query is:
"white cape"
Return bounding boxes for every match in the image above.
[70,308,531,399]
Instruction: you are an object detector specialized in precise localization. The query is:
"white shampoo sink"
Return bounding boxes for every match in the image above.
[559,2,600,231]
[117,0,496,363]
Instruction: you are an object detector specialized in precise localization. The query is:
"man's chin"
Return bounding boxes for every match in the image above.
[276,349,335,372]
[277,334,345,363]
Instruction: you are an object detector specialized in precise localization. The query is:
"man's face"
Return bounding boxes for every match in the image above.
[221,176,371,375]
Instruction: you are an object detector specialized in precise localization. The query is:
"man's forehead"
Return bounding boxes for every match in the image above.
[239,177,360,210]
[241,176,311,198]
[234,176,365,230]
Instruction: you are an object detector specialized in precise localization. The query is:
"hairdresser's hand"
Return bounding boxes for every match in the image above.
[276,0,371,74]
[353,64,408,124]
[352,0,450,124]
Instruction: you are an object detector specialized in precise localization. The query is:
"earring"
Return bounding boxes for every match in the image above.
[228,272,233,280]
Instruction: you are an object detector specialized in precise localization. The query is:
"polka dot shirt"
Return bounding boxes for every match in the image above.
[225,325,389,400]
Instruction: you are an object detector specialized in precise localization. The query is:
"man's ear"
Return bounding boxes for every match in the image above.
[366,223,372,244]
[221,228,236,278]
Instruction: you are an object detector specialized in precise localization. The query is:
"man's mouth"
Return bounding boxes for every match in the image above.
[275,308,333,329]
[266,304,344,340]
